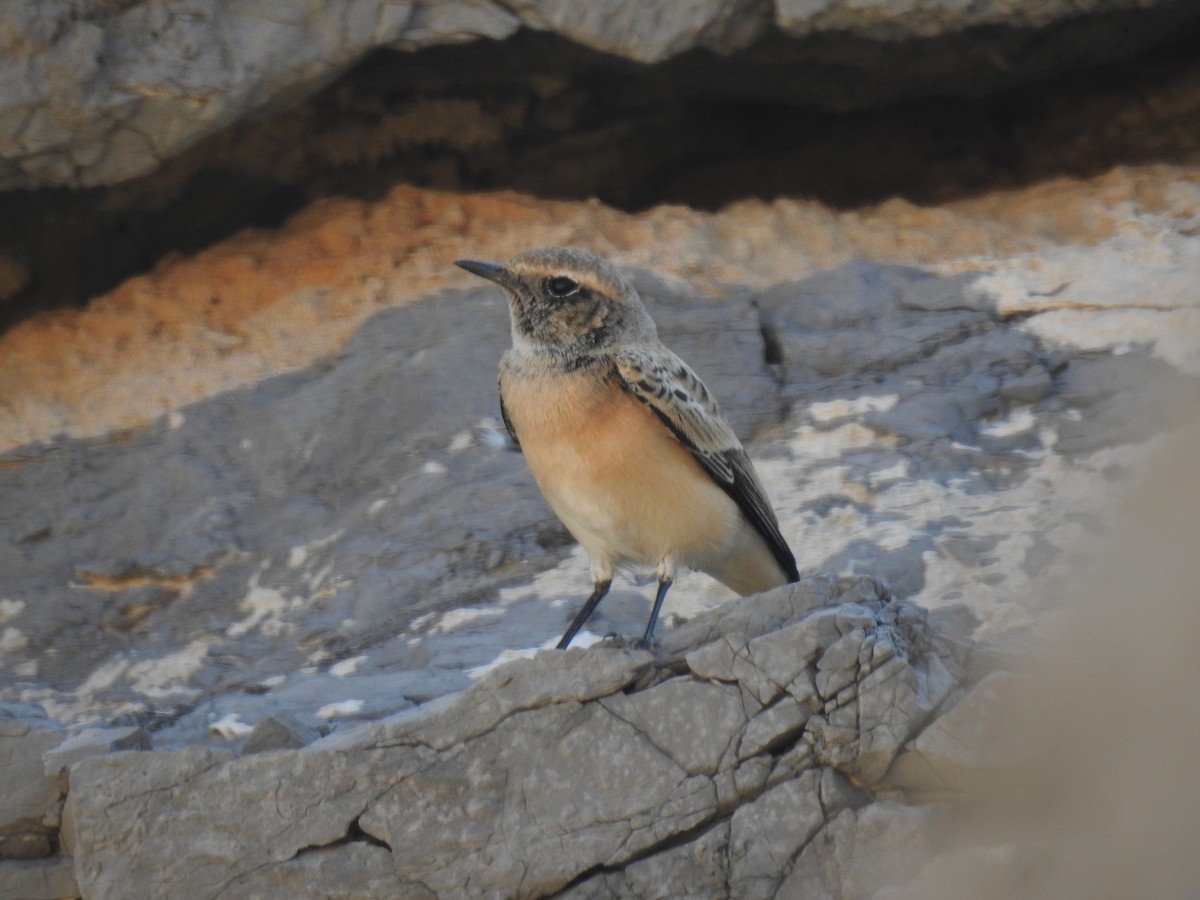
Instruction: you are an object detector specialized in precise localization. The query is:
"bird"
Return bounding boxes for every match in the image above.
[455,247,799,650]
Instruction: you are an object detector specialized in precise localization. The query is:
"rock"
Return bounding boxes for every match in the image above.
[60,579,969,898]
[2,0,1196,191]
[0,61,1194,889]
[0,704,64,860]
[887,671,1044,797]
[506,0,768,63]
[241,714,320,754]
[562,819,733,898]
[0,856,80,900]
[43,726,152,777]
[0,267,777,749]
[1,1,419,189]
[217,842,399,899]
[728,771,828,899]
[774,0,1149,38]
[781,802,936,900]
[2,243,1190,759]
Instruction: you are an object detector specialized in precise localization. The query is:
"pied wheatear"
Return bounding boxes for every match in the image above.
[456,247,798,649]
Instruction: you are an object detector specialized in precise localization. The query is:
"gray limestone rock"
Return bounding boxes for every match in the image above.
[0,272,776,751]
[42,725,151,777]
[0,855,80,900]
[0,704,64,861]
[240,714,320,754]
[505,0,769,63]
[3,255,1176,762]
[217,842,400,899]
[0,255,1193,896]
[53,579,969,898]
[774,0,1156,39]
[65,744,396,898]
[2,1,1194,189]
[1,1,422,189]
[781,802,936,900]
[728,770,828,899]
[562,819,733,899]
[887,671,1041,796]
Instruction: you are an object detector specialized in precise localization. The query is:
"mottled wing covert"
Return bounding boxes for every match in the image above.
[614,348,799,582]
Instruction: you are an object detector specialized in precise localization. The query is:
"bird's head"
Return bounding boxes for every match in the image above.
[456,247,657,358]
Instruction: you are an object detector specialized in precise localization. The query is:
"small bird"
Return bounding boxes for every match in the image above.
[456,247,798,649]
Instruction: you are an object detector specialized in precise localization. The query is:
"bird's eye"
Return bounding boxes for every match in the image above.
[545,276,580,298]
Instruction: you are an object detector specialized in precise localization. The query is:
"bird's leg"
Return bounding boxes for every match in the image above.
[557,579,612,650]
[641,575,673,645]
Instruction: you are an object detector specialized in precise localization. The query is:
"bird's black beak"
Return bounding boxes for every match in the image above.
[455,259,520,291]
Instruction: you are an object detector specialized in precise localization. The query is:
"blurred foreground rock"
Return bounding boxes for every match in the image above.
[47,576,975,899]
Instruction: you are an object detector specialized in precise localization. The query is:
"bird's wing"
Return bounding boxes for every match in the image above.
[613,348,799,582]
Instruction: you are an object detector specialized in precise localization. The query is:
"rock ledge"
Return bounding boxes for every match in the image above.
[9,576,979,899]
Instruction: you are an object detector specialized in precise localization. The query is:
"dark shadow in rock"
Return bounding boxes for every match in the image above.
[4,4,1200,324]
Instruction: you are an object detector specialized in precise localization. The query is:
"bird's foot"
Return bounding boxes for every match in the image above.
[602,632,661,654]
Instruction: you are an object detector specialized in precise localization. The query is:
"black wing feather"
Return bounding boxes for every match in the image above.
[614,352,799,583]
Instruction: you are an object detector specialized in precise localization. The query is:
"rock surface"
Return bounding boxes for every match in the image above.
[3,256,1191,752]
[0,167,1197,894]
[0,704,65,861]
[60,578,974,899]
[1,4,1199,896]
[3,0,1197,189]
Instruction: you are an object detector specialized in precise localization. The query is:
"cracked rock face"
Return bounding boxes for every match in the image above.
[62,578,971,899]
[2,0,1196,189]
